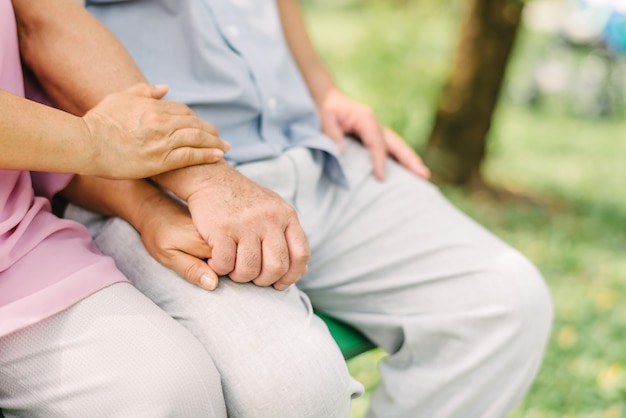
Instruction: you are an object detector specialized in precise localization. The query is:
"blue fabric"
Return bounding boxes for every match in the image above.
[604,12,626,55]
[86,0,347,185]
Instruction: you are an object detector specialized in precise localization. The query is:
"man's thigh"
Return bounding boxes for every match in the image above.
[291,138,548,332]
[288,139,552,416]
[64,208,361,417]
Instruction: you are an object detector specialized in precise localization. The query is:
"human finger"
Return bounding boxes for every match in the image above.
[355,117,387,181]
[384,128,431,179]
[121,82,169,100]
[252,229,290,288]
[207,234,238,277]
[167,250,220,291]
[272,222,310,291]
[229,235,262,283]
[162,147,225,171]
[164,116,226,150]
[155,99,200,117]
[148,84,169,100]
[321,109,346,153]
[138,125,229,174]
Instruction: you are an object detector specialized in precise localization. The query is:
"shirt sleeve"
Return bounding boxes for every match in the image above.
[30,172,74,200]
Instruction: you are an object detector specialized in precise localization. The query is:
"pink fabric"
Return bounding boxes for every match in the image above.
[0,0,127,337]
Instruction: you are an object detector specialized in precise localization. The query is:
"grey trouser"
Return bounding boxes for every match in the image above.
[2,138,553,417]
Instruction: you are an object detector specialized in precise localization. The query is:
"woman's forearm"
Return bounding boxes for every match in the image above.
[61,176,166,234]
[12,0,231,201]
[0,90,93,173]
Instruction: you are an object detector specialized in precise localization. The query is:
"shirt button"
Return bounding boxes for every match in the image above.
[267,97,277,109]
[227,25,239,37]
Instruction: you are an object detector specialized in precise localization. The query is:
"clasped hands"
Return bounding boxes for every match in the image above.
[134,87,430,292]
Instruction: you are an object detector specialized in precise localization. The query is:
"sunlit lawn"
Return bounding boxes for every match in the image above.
[304,1,626,417]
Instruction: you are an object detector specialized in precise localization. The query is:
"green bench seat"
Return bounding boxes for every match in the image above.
[317,312,376,360]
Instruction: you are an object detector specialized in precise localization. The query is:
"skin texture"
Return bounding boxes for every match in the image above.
[13,0,428,291]
[61,176,220,290]
[14,0,309,291]
[276,0,430,181]
[1,84,228,178]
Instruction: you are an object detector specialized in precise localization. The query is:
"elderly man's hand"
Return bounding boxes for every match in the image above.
[319,88,430,180]
[155,161,310,291]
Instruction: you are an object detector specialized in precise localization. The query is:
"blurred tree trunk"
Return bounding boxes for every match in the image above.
[423,0,524,190]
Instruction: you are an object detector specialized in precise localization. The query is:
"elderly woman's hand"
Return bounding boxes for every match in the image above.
[81,83,230,179]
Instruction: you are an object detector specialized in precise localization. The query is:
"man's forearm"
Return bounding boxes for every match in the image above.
[13,0,145,115]
[277,0,337,106]
[13,0,228,199]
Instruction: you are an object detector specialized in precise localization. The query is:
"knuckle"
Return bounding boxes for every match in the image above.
[142,111,164,127]
[290,233,310,260]
[173,103,192,114]
[153,249,174,267]
[265,261,289,278]
[243,253,262,274]
[257,206,280,221]
[175,146,195,165]
[230,253,261,283]
[183,262,201,283]
[209,253,235,276]
[291,246,310,264]
[283,205,298,218]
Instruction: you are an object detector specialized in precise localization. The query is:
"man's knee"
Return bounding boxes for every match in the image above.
[222,317,360,418]
[465,250,553,414]
[496,249,553,352]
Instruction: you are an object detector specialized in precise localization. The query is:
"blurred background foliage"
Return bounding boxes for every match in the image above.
[300,0,626,417]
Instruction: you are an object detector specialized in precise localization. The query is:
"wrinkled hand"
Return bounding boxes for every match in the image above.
[319,88,430,180]
[82,83,230,179]
[137,191,220,291]
[182,162,310,291]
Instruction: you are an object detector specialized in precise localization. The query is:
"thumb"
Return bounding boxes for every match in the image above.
[169,251,220,291]
[123,83,169,99]
[149,84,169,99]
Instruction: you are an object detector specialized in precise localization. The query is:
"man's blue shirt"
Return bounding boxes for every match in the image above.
[87,0,346,184]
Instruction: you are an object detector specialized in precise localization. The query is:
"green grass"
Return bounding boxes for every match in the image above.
[303,1,626,417]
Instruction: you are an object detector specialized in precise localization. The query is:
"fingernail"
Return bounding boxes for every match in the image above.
[200,274,217,291]
[274,282,289,291]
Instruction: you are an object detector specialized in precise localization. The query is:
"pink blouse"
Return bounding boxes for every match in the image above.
[0,0,127,337]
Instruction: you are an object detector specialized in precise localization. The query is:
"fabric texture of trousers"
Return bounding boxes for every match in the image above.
[0,283,227,417]
[66,138,553,418]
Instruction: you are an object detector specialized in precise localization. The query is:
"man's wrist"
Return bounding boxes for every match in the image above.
[151,159,233,202]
